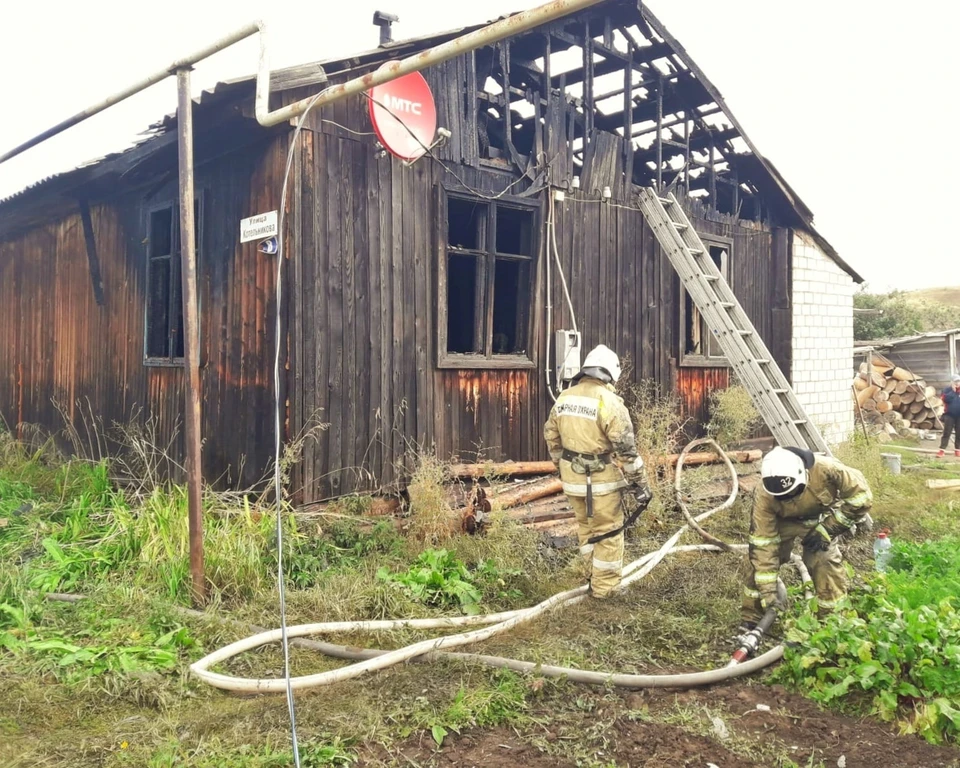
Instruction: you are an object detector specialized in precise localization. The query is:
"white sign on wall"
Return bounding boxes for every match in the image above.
[240,211,278,243]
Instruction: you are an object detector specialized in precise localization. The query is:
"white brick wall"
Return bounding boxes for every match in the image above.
[791,231,855,446]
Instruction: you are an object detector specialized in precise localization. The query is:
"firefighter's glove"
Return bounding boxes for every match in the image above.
[631,484,653,511]
[801,524,833,553]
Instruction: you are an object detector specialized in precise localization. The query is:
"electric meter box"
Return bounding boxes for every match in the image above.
[555,330,582,382]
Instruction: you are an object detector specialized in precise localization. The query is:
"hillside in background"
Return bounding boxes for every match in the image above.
[909,286,960,307]
[855,288,957,341]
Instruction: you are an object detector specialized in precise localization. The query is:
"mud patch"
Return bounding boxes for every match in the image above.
[637,683,960,768]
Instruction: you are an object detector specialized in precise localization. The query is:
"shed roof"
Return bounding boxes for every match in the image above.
[0,0,862,282]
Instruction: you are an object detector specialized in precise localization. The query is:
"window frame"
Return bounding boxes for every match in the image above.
[142,193,204,368]
[436,187,539,370]
[679,234,734,368]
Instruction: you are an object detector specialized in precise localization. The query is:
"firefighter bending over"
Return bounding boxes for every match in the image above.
[741,446,873,630]
[543,345,652,598]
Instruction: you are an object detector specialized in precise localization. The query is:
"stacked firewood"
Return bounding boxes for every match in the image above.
[853,360,943,437]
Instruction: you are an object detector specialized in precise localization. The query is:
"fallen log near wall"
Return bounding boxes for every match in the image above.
[449,449,761,479]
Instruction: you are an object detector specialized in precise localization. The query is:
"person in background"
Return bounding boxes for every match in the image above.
[937,374,960,458]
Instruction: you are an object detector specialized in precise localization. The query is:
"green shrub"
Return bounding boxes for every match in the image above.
[774,537,960,745]
[377,548,520,615]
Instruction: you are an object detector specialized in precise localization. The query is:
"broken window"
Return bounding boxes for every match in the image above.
[144,198,202,364]
[682,241,731,365]
[440,191,536,367]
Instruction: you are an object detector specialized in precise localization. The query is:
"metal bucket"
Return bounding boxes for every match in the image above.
[880,452,901,475]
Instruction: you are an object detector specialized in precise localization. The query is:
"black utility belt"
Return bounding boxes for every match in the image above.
[561,449,611,464]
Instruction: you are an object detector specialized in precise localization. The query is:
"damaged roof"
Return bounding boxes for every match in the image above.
[0,0,861,281]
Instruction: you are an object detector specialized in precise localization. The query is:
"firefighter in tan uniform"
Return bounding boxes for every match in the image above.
[741,446,873,629]
[544,345,652,598]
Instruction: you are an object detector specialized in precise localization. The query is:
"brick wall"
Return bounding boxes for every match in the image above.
[791,231,855,445]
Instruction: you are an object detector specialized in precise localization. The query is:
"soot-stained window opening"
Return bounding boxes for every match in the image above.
[440,190,537,369]
[144,196,203,365]
[682,240,732,366]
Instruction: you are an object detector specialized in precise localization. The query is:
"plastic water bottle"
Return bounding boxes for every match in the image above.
[874,531,893,572]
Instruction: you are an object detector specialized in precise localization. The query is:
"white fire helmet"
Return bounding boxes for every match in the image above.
[761,446,808,497]
[582,344,622,383]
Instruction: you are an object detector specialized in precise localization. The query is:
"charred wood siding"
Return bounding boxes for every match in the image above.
[0,135,289,489]
[293,88,783,501]
[677,368,730,431]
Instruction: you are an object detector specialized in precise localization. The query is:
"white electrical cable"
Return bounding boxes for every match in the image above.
[272,84,333,768]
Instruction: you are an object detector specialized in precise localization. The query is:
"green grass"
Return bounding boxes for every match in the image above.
[3,425,960,764]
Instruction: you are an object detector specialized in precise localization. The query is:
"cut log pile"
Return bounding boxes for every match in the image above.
[453,450,762,546]
[853,358,943,439]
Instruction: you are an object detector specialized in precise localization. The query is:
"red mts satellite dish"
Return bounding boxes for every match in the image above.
[368,70,438,161]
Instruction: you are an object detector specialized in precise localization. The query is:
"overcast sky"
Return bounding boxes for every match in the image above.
[2,1,956,292]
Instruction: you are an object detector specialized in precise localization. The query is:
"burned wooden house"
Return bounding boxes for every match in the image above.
[0,0,863,502]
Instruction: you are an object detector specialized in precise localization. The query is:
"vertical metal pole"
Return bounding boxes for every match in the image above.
[177,67,206,605]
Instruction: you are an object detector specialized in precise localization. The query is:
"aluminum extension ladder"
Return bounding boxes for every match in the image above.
[637,187,832,456]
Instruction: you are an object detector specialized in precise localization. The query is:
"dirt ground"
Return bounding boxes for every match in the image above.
[363,682,960,768]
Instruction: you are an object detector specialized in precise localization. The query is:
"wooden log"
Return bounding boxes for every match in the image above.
[884,423,898,436]
[881,410,899,423]
[926,479,960,490]
[892,367,916,382]
[925,385,937,399]
[876,400,893,414]
[857,385,880,407]
[918,420,936,430]
[862,399,878,412]
[867,371,885,388]
[488,477,564,509]
[894,381,909,395]
[875,390,889,403]
[858,362,869,375]
[451,450,762,480]
[909,401,926,415]
[888,394,902,407]
[882,378,898,394]
[872,363,895,376]
[853,376,869,392]
[899,390,917,405]
[450,460,557,479]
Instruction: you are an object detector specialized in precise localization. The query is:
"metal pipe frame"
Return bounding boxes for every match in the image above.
[254,0,608,127]
[0,22,263,166]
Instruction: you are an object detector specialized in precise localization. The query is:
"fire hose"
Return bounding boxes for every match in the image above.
[190,439,790,692]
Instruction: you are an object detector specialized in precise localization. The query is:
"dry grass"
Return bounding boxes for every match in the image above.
[404,450,459,545]
[707,384,761,447]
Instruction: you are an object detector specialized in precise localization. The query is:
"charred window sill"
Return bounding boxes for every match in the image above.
[438,353,535,371]
[680,356,730,369]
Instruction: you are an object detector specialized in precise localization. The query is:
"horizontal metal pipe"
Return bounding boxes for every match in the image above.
[255,0,608,127]
[0,21,262,166]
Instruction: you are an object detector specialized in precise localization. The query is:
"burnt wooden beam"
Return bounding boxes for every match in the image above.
[500,42,525,170]
[632,126,739,165]
[78,198,105,307]
[542,32,552,162]
[656,72,663,190]
[623,44,634,188]
[583,18,595,143]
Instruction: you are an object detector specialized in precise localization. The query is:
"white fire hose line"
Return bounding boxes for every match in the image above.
[190,446,782,693]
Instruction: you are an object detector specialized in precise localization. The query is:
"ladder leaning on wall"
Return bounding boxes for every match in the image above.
[637,187,832,457]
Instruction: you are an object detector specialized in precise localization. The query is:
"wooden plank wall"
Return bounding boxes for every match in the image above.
[293,86,782,499]
[0,134,289,490]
